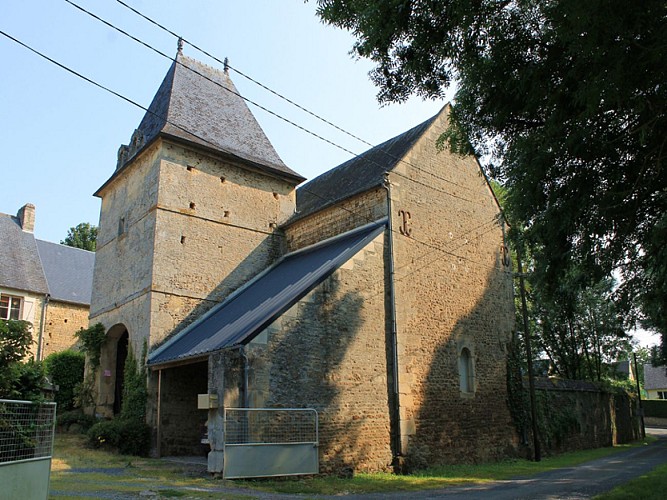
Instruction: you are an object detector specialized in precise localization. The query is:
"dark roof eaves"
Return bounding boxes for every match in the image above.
[95,132,305,197]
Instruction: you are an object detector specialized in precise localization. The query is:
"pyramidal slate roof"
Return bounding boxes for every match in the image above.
[99,54,304,194]
[293,108,443,220]
[0,212,49,295]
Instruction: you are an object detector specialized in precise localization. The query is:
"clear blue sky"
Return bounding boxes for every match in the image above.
[1,0,446,243]
[1,1,659,348]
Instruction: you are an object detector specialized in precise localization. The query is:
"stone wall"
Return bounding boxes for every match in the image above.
[388,109,517,467]
[225,232,394,472]
[154,361,209,456]
[286,188,387,251]
[41,301,89,358]
[530,383,640,455]
[92,138,299,421]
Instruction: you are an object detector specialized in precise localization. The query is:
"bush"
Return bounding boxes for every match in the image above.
[56,409,97,433]
[87,418,151,456]
[44,350,85,411]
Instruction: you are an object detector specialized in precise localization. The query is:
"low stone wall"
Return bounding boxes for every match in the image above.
[529,379,640,456]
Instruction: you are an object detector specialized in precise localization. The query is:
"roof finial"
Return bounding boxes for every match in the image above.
[177,37,184,56]
[223,57,229,73]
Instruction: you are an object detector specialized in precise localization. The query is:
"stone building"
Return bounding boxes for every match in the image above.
[90,52,517,473]
[0,204,94,359]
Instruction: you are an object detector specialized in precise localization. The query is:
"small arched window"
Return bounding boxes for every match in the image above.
[459,347,474,393]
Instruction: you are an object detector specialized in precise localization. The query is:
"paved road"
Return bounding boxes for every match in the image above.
[341,428,667,500]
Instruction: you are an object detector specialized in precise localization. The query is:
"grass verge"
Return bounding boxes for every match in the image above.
[594,460,667,499]
[239,436,657,495]
[50,433,656,497]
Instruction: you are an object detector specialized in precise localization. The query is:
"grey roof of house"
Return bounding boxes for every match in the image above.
[0,213,49,295]
[35,240,94,305]
[100,54,304,194]
[293,112,439,221]
[644,364,667,390]
[148,218,387,367]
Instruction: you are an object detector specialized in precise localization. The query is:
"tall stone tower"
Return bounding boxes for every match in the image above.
[89,53,304,417]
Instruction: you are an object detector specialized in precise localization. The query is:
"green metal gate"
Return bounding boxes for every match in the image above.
[223,408,318,479]
[0,399,57,499]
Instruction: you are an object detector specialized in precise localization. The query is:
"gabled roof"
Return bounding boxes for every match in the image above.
[0,211,95,305]
[0,213,49,295]
[98,54,304,195]
[293,110,441,221]
[148,218,387,367]
[644,364,667,390]
[36,240,94,306]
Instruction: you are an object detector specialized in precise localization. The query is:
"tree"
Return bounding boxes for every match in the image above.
[316,0,667,351]
[62,222,97,251]
[0,320,45,400]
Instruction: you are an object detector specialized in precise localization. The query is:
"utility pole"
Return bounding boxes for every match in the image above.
[633,352,646,439]
[516,247,541,461]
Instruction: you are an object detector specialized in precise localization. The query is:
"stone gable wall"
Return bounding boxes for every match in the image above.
[388,110,517,467]
[41,301,88,358]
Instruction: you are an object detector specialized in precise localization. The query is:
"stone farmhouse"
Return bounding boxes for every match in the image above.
[89,52,517,473]
[0,204,94,359]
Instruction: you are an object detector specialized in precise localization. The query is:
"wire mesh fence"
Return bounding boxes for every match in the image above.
[224,408,318,445]
[0,399,56,464]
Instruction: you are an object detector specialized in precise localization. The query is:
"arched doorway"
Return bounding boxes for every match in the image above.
[113,330,129,415]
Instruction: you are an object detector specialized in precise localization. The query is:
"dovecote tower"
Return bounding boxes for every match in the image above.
[90,53,304,418]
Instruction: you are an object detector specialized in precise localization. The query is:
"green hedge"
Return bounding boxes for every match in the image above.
[643,400,667,418]
[44,350,85,411]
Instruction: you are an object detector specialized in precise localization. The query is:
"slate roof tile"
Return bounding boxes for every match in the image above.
[293,111,441,221]
[101,54,304,194]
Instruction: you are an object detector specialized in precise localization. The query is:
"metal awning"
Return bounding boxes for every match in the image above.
[148,218,386,367]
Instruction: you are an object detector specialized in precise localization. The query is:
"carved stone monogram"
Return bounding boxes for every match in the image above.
[398,209,412,237]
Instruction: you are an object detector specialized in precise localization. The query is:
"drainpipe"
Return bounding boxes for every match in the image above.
[383,174,403,462]
[37,293,50,361]
[240,346,249,409]
[156,369,162,458]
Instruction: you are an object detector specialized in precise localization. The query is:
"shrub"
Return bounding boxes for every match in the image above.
[88,420,122,449]
[87,418,150,456]
[56,409,97,433]
[44,350,85,411]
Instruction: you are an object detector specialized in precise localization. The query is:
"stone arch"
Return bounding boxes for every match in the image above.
[97,324,130,418]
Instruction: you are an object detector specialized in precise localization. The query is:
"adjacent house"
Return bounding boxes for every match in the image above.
[644,364,667,399]
[0,204,95,359]
[89,51,517,473]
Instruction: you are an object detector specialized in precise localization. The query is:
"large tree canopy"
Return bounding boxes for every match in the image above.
[317,0,667,338]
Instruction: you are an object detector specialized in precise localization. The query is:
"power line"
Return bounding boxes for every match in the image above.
[63,0,357,160]
[110,0,481,196]
[0,28,507,272]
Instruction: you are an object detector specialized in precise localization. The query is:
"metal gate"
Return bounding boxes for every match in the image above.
[0,399,57,499]
[223,408,318,479]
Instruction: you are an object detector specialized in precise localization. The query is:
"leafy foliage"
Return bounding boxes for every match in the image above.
[120,341,148,423]
[74,323,106,369]
[44,350,85,411]
[0,319,33,365]
[0,320,45,400]
[56,409,97,432]
[317,0,667,353]
[61,222,97,252]
[86,340,150,456]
